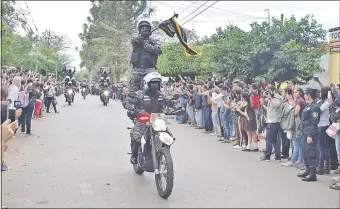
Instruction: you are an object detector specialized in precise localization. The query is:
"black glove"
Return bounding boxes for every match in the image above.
[132,36,144,48]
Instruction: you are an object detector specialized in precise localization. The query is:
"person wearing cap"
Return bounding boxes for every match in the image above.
[297,88,321,182]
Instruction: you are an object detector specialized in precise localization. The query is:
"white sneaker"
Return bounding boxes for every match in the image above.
[242,144,246,148]
[282,161,295,167]
[233,145,241,149]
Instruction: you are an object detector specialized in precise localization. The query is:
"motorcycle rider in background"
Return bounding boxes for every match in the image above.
[63,67,76,78]
[125,72,171,164]
[100,67,111,79]
[65,80,75,103]
[71,77,78,94]
[80,78,89,95]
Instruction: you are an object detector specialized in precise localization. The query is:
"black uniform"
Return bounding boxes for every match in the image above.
[298,99,321,181]
[125,89,164,162]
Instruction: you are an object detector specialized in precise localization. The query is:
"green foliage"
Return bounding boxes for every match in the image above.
[79,0,152,82]
[157,14,327,84]
[1,1,73,79]
[157,42,218,76]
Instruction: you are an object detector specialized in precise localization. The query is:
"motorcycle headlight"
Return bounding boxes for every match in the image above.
[68,89,73,94]
[104,91,109,96]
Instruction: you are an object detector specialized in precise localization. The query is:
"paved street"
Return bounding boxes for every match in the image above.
[1,94,339,208]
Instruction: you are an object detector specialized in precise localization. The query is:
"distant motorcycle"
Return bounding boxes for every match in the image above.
[66,87,74,105]
[81,86,88,99]
[100,82,110,106]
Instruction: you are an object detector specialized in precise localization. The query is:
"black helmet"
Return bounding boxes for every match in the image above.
[138,20,151,30]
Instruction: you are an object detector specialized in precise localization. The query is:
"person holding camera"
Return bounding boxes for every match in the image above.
[258,85,284,161]
[7,76,22,123]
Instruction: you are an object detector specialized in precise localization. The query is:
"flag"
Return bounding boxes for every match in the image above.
[158,14,201,56]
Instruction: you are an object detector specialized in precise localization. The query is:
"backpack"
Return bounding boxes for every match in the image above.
[280,104,295,130]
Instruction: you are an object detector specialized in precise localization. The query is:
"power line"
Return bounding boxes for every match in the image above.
[180,1,209,23]
[190,1,264,20]
[177,2,195,14]
[182,1,220,26]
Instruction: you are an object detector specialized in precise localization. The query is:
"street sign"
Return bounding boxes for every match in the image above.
[329,27,340,53]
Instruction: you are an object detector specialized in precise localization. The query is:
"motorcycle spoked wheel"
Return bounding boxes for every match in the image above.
[133,146,145,175]
[155,147,174,199]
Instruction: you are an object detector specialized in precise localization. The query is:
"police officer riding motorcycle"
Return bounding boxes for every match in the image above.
[80,78,89,99]
[125,72,182,199]
[65,81,75,105]
[100,77,110,106]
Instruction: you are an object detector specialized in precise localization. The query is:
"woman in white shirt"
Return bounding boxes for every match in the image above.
[7,76,21,122]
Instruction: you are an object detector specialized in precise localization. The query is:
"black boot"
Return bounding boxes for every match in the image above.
[302,167,317,182]
[324,163,330,174]
[26,123,32,135]
[130,143,139,164]
[297,166,310,177]
[316,164,324,175]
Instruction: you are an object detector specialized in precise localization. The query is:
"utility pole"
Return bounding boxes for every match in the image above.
[265,9,270,26]
[281,14,284,25]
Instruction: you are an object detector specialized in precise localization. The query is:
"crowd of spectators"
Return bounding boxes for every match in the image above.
[1,66,61,172]
[162,75,340,190]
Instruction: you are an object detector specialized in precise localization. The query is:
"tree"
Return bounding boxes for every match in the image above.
[79,0,153,82]
[1,1,73,78]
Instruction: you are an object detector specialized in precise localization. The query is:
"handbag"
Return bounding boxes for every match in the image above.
[52,97,58,105]
[326,122,340,139]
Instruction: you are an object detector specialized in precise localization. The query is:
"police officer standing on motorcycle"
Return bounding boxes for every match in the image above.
[125,72,165,164]
[297,88,321,182]
[129,20,162,93]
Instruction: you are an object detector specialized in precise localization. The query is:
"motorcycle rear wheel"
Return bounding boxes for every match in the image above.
[68,101,71,105]
[155,147,174,199]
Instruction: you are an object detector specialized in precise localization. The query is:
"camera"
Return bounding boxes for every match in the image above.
[14,101,21,109]
[264,90,273,97]
[222,95,232,101]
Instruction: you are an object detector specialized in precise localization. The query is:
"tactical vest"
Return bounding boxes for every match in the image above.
[131,46,158,69]
[142,94,163,114]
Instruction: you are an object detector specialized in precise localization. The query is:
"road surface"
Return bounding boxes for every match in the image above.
[2,94,339,208]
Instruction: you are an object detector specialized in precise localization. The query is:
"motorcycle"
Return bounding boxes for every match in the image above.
[66,87,74,105]
[127,99,183,199]
[81,87,88,99]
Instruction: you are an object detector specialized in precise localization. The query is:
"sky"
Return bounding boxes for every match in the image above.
[17,1,340,70]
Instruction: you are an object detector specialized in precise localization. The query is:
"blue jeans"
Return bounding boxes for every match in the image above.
[179,98,188,123]
[265,123,281,159]
[187,105,196,125]
[203,106,213,131]
[316,126,331,165]
[291,131,304,163]
[222,114,233,140]
[18,100,35,134]
[195,108,203,128]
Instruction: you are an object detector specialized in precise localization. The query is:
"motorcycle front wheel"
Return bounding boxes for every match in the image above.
[133,146,145,175]
[155,147,174,199]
